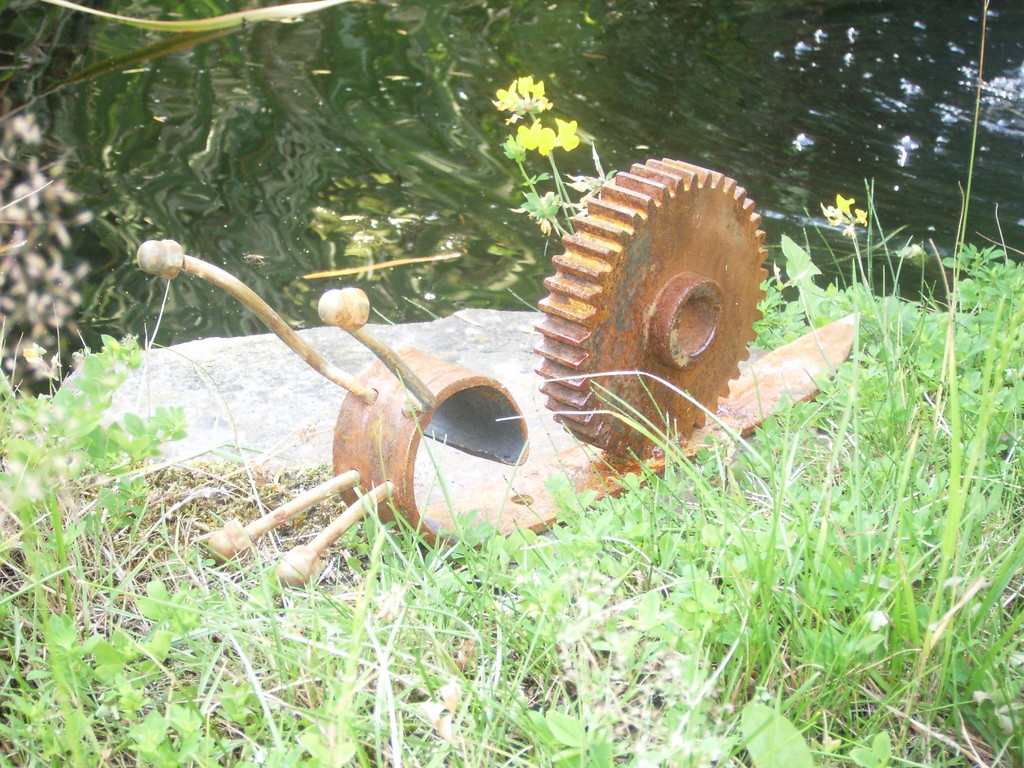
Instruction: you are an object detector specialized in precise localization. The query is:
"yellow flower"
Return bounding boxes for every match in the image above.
[820,202,843,227]
[493,75,552,118]
[821,193,869,238]
[518,122,557,156]
[22,344,44,363]
[515,76,543,98]
[494,83,518,112]
[836,194,856,218]
[554,119,580,152]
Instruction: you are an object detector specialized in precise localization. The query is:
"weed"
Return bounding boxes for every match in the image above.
[0,108,91,387]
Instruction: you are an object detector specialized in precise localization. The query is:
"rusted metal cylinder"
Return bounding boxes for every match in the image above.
[333,348,528,540]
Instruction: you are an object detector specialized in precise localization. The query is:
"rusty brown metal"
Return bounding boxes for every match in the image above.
[421,314,857,541]
[535,159,768,459]
[332,347,529,533]
[138,158,858,560]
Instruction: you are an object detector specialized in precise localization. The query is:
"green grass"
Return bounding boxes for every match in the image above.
[2,238,1024,767]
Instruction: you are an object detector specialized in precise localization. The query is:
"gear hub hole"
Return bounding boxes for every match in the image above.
[649,273,724,370]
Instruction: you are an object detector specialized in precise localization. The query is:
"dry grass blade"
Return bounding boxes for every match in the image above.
[859,683,995,768]
[302,252,462,279]
[39,0,368,32]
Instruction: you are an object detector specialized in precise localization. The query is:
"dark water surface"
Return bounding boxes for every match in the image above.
[21,0,1024,345]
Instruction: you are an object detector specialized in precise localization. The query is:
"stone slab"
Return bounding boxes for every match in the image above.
[108,310,579,485]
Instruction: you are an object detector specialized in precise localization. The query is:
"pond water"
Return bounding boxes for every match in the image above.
[17,0,1024,346]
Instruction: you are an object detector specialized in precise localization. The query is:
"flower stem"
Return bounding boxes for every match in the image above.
[516,159,541,200]
[548,153,576,235]
[516,158,570,237]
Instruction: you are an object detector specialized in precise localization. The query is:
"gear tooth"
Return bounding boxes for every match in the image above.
[715,362,745,400]
[657,159,716,192]
[535,336,590,368]
[599,183,656,217]
[630,163,682,193]
[699,168,720,189]
[554,412,606,443]
[540,379,594,409]
[562,233,620,264]
[543,273,602,303]
[535,359,588,389]
[598,189,655,225]
[553,251,613,281]
[703,170,724,191]
[536,315,592,346]
[585,197,644,231]
[538,293,598,326]
[574,216,632,245]
[655,157,696,174]
[614,172,670,203]
[646,158,692,182]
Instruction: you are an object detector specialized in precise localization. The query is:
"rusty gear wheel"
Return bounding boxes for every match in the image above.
[534,158,768,458]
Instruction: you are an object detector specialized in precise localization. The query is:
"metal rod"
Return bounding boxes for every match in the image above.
[350,327,436,412]
[137,240,437,412]
[181,256,377,404]
[277,481,393,586]
[307,481,391,553]
[136,240,376,403]
[206,470,362,561]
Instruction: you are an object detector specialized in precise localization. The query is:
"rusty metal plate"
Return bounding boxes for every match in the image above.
[422,314,857,542]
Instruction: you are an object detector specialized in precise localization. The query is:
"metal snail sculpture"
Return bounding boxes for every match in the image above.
[135,159,856,586]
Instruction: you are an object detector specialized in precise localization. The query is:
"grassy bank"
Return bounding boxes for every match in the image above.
[2,233,1023,766]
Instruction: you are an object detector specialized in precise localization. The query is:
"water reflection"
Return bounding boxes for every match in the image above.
[29,0,1024,346]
